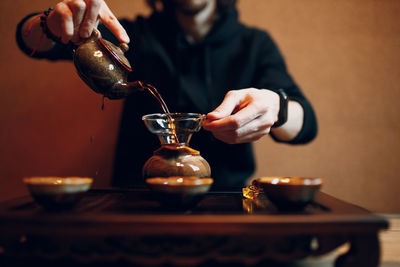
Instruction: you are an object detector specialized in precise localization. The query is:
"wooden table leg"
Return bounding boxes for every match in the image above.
[335,233,380,267]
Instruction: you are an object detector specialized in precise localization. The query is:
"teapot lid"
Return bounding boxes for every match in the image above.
[98,38,132,72]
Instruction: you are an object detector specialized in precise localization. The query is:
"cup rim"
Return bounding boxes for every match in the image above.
[23,177,93,186]
[256,177,323,186]
[142,113,205,121]
[146,176,214,187]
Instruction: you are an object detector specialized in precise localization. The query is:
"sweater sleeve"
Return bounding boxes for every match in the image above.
[252,30,318,144]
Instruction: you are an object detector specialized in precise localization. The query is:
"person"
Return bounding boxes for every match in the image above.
[16,0,317,188]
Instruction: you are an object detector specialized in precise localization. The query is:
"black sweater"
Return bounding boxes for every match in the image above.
[16,7,317,187]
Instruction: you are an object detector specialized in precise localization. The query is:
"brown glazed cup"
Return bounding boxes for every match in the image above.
[256,177,323,211]
[23,177,93,211]
[146,176,213,210]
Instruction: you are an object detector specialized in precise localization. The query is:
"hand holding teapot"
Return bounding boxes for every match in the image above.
[44,0,142,99]
[46,0,129,45]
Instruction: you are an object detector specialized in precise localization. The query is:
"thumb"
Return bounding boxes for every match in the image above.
[207,91,239,120]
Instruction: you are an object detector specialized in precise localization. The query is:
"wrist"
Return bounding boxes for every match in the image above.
[21,13,55,55]
[40,8,62,44]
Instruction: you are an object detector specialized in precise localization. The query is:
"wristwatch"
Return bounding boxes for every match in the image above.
[271,89,288,128]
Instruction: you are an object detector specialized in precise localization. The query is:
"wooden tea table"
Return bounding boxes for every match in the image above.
[0,188,389,266]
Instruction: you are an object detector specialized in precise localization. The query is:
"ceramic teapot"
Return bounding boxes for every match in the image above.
[73,29,143,99]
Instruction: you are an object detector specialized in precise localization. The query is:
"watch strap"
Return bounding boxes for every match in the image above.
[271,88,288,128]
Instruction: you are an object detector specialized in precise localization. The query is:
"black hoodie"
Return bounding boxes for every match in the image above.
[111,6,317,188]
[16,6,317,188]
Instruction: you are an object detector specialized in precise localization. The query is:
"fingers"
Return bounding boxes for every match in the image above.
[212,115,271,144]
[54,2,74,44]
[79,0,101,38]
[204,90,268,131]
[206,90,240,121]
[52,0,90,44]
[203,88,279,144]
[204,90,246,132]
[48,0,130,44]
[68,0,87,42]
[99,2,130,43]
[207,113,273,144]
[205,102,266,131]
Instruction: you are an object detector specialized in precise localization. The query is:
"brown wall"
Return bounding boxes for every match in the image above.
[1,0,399,212]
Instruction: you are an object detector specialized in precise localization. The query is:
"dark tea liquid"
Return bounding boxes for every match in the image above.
[139,81,180,143]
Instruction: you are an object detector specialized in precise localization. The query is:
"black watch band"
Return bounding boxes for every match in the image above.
[271,89,289,128]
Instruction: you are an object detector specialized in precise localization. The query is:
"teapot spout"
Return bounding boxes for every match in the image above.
[126,81,146,92]
[106,81,145,99]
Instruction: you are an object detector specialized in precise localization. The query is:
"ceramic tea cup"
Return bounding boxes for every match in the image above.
[146,176,213,210]
[256,177,323,211]
[23,177,93,211]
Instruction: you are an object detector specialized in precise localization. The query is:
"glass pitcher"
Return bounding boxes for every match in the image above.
[142,113,211,179]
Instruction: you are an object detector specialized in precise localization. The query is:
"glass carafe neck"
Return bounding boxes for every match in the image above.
[154,143,200,156]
